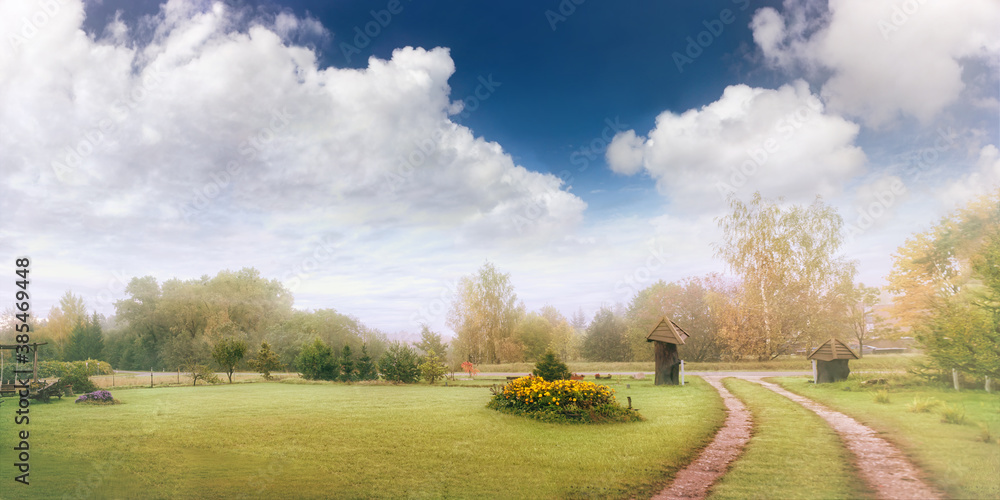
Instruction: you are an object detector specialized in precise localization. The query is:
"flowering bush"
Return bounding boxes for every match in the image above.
[487,376,642,423]
[75,390,119,405]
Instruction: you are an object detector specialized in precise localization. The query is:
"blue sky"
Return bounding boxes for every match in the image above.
[2,0,998,339]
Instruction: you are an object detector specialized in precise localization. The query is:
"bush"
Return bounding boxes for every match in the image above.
[76,390,120,405]
[419,351,447,384]
[355,345,378,381]
[248,341,284,380]
[872,389,891,404]
[487,376,643,424]
[939,404,967,425]
[37,360,113,378]
[296,338,339,381]
[532,351,571,381]
[907,396,942,413]
[378,342,421,383]
[61,366,99,394]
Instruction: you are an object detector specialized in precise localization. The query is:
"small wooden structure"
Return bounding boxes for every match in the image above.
[0,342,47,395]
[807,338,859,383]
[646,317,689,385]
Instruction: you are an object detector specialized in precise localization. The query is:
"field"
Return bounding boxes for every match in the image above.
[773,376,1000,499]
[1,378,724,499]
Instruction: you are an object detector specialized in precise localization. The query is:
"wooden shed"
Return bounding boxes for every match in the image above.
[807,338,859,383]
[646,318,689,385]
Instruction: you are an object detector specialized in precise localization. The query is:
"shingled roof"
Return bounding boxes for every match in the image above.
[645,317,689,345]
[807,338,859,361]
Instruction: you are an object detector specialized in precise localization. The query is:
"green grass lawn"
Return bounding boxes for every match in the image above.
[773,376,1000,500]
[1,377,724,499]
[707,379,873,500]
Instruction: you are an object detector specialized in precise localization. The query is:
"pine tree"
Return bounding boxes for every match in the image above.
[339,344,355,382]
[419,350,447,384]
[532,350,571,381]
[356,344,378,381]
[248,341,284,380]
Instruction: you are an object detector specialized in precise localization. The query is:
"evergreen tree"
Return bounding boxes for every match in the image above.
[378,342,421,383]
[532,350,571,381]
[248,341,284,380]
[356,344,378,381]
[419,350,447,384]
[64,313,104,361]
[339,344,355,382]
[296,338,339,380]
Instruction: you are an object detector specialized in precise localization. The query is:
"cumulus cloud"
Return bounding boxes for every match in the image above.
[750,0,1000,127]
[605,80,866,210]
[937,144,1000,207]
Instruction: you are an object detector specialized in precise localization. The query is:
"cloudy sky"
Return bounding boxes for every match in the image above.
[1,0,998,338]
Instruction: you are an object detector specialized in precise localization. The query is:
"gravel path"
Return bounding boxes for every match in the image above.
[651,376,752,500]
[743,377,943,500]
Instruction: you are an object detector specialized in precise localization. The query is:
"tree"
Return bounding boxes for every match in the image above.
[211,337,248,383]
[44,291,89,344]
[448,262,524,363]
[64,312,105,362]
[514,313,553,361]
[339,344,355,382]
[378,342,421,383]
[715,193,854,360]
[296,338,339,381]
[414,325,448,359]
[188,363,220,386]
[356,344,378,381]
[625,276,725,363]
[532,350,571,381]
[582,307,630,361]
[248,341,283,380]
[461,361,479,379]
[419,350,447,384]
[836,281,880,357]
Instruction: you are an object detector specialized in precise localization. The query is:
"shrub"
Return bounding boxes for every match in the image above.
[355,345,378,381]
[532,351,571,381]
[461,361,479,379]
[248,341,284,380]
[76,390,120,405]
[37,360,113,378]
[872,389,891,404]
[419,351,447,384]
[61,366,99,394]
[487,376,643,424]
[907,396,942,413]
[939,404,967,425]
[296,338,339,381]
[339,345,355,382]
[378,342,421,383]
[188,364,221,386]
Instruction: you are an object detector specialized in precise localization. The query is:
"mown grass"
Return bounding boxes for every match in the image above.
[707,379,873,500]
[773,376,1000,500]
[1,377,724,499]
[475,354,921,375]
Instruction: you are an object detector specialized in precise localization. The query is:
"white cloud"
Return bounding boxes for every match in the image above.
[751,0,1000,127]
[606,80,866,210]
[937,144,1000,207]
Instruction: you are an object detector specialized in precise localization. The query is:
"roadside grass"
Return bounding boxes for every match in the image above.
[0,377,724,499]
[474,354,921,375]
[773,376,1000,500]
[707,378,873,500]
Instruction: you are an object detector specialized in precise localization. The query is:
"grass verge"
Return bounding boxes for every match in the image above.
[707,378,873,500]
[772,376,1000,499]
[1,377,724,499]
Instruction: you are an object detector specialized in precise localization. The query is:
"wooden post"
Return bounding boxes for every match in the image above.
[177,368,180,384]
[33,346,39,382]
[812,359,818,383]
[112,371,115,387]
[952,369,960,391]
[680,360,685,386]
[150,368,154,388]
[985,376,991,393]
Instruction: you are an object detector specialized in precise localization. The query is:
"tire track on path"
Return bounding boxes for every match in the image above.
[651,376,752,500]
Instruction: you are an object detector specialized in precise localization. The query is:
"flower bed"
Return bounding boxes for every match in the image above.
[487,376,642,424]
[75,390,121,405]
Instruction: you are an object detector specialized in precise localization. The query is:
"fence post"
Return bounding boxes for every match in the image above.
[680,360,685,386]
[150,368,153,389]
[812,360,817,383]
[986,376,992,393]
[952,369,960,391]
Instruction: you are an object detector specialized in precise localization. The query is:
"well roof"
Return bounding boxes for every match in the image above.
[645,317,689,345]
[807,338,859,361]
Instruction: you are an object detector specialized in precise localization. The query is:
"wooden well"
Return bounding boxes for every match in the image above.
[807,338,859,383]
[646,318,689,386]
